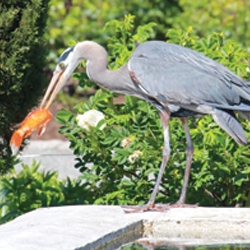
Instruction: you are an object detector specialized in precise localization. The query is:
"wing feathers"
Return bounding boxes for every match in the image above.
[129,41,250,145]
[212,109,247,145]
[129,41,250,112]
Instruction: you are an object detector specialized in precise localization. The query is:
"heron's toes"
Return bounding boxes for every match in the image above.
[170,202,199,208]
[121,202,198,213]
[121,204,169,213]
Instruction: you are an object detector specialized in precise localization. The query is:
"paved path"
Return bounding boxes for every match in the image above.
[15,140,81,180]
[0,206,250,250]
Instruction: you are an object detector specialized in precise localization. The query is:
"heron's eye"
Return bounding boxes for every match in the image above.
[59,62,65,70]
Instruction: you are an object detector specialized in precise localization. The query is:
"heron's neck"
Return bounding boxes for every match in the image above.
[88,62,134,95]
[77,41,136,96]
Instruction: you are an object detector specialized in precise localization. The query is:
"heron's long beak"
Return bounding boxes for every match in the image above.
[40,69,66,109]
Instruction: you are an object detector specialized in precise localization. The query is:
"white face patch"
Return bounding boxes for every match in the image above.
[54,46,76,75]
[54,47,74,72]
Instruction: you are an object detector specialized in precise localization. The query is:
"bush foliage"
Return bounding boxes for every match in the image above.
[45,0,181,66]
[172,0,250,48]
[46,0,250,63]
[55,17,250,207]
[0,162,86,224]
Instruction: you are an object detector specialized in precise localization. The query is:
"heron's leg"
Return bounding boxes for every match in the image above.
[123,109,171,213]
[176,118,194,204]
[145,109,171,208]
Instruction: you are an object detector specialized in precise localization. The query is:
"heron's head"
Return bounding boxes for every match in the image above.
[41,45,79,109]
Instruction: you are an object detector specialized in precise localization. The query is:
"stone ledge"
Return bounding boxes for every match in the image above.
[0,206,250,250]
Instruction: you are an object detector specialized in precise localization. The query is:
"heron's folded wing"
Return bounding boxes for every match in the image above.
[129,41,250,108]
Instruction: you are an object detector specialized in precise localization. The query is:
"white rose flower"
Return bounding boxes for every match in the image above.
[128,150,142,163]
[121,137,132,147]
[76,110,106,130]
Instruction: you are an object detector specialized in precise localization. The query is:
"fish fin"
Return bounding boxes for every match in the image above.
[38,125,46,136]
[37,117,52,136]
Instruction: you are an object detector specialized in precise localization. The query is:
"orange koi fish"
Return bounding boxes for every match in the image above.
[10,108,52,154]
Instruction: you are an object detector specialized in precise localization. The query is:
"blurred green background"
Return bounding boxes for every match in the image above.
[46,0,250,65]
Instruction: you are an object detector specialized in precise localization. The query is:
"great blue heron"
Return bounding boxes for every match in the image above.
[41,41,250,212]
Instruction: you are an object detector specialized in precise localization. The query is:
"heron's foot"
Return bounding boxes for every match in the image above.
[169,202,198,208]
[122,202,198,213]
[121,203,169,213]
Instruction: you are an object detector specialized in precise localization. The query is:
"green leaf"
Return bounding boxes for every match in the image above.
[55,108,74,124]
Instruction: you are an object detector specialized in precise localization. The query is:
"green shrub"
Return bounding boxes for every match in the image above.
[55,17,250,207]
[0,0,50,174]
[45,0,250,67]
[0,161,86,224]
[45,0,182,65]
[172,0,250,48]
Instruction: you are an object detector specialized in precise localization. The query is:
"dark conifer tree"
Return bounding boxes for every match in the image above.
[0,0,50,173]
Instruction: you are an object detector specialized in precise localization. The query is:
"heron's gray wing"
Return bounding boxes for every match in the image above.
[129,56,240,107]
[128,41,250,145]
[128,41,250,109]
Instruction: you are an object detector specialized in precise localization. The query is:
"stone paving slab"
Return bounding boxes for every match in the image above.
[0,206,142,250]
[0,206,250,250]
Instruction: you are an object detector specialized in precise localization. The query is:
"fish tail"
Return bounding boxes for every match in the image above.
[9,130,25,155]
